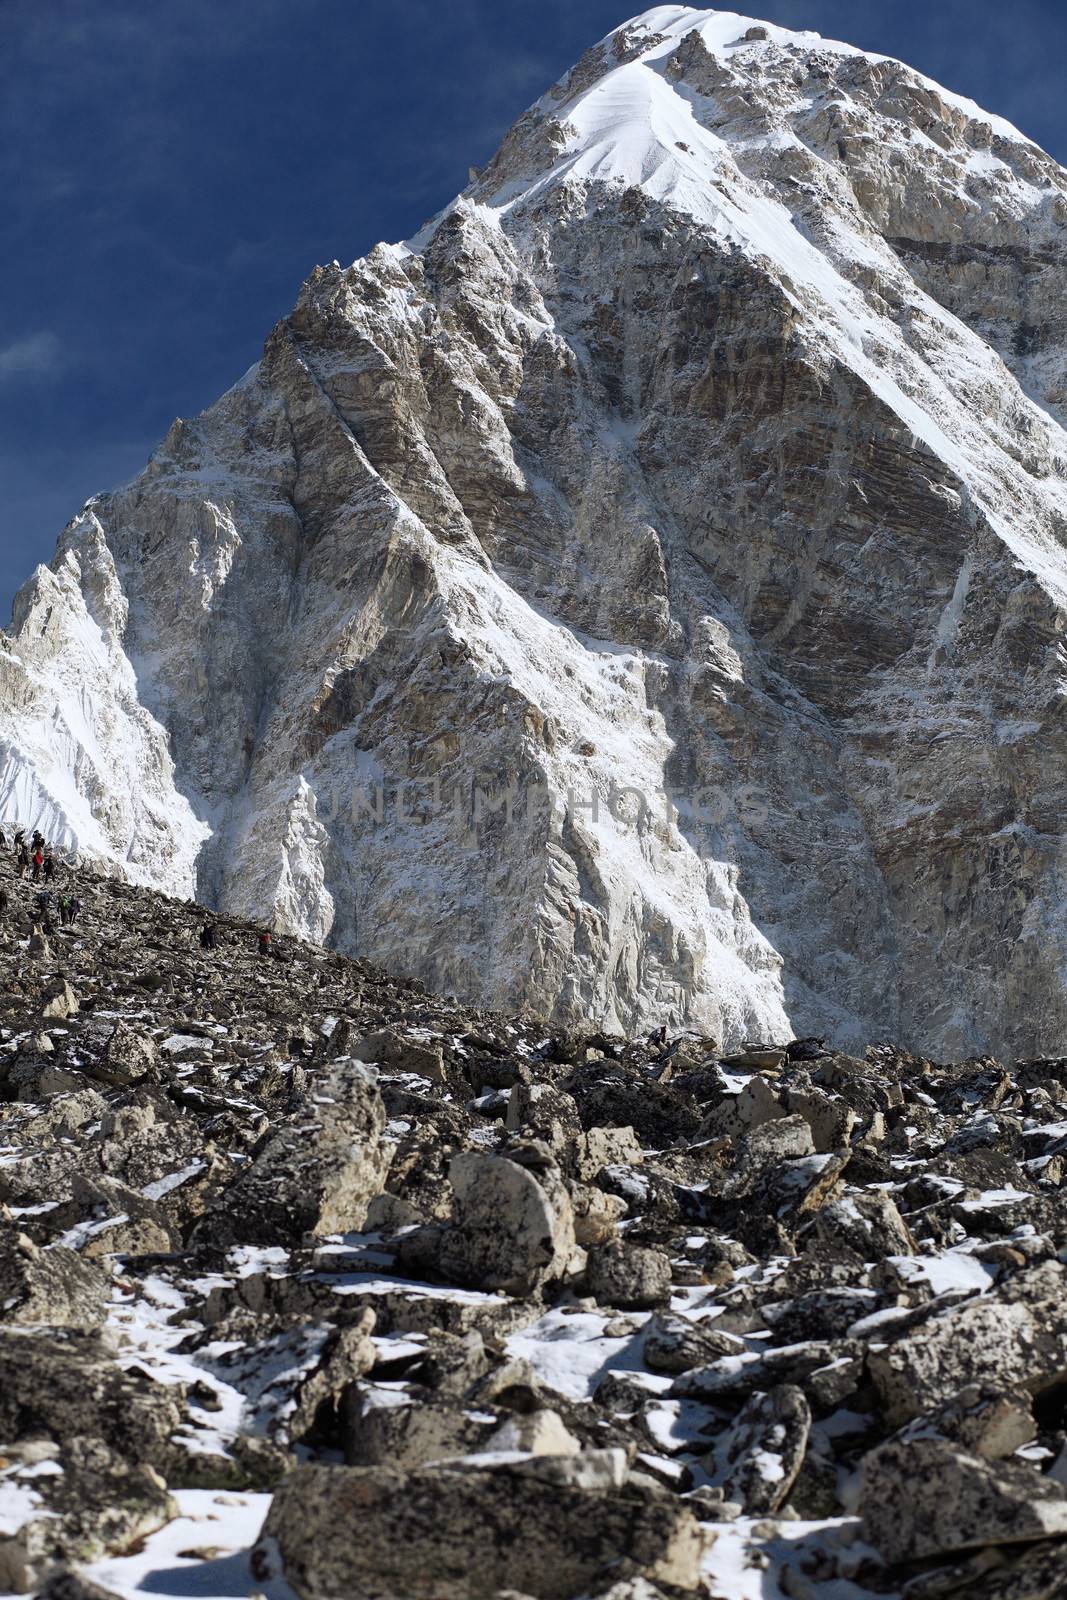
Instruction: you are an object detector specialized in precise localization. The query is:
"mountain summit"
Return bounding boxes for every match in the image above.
[4,7,1067,1055]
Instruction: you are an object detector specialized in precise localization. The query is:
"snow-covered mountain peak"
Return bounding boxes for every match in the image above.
[5,11,1067,1057]
[468,5,1048,220]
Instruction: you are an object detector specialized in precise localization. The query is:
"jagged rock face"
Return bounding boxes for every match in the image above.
[5,8,1067,1054]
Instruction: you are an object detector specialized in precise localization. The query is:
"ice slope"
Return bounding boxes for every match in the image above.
[0,516,208,895]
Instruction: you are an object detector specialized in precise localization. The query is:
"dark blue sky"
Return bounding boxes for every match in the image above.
[3,0,1066,620]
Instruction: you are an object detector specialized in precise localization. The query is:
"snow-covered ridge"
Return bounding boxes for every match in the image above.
[4,6,1067,1055]
[594,7,1036,145]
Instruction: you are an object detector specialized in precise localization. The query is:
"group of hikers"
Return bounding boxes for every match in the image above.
[2,820,278,959]
[0,828,82,936]
[0,826,60,883]
[198,919,276,960]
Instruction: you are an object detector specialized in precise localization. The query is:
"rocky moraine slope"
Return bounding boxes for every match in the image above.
[5,7,1067,1057]
[3,849,1067,1598]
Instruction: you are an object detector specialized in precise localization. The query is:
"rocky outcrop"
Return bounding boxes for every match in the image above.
[868,1268,1067,1424]
[4,9,1067,1055]
[586,1241,672,1309]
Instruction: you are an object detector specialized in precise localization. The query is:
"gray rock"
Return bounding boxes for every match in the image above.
[722,1047,786,1072]
[0,1233,109,1326]
[782,1086,858,1154]
[286,1313,378,1443]
[815,1190,916,1259]
[343,1393,495,1467]
[761,1152,851,1221]
[192,1058,390,1246]
[351,1027,445,1081]
[575,1125,644,1181]
[704,1385,811,1514]
[483,1409,582,1458]
[942,1540,1067,1600]
[505,1082,583,1146]
[643,1310,743,1374]
[869,1294,1067,1425]
[6,1057,82,1101]
[440,1149,576,1295]
[860,1437,1067,1563]
[587,1243,672,1310]
[34,1574,126,1600]
[705,1074,787,1140]
[89,1020,156,1086]
[405,1330,495,1398]
[258,1459,712,1598]
[13,1089,106,1142]
[60,1172,182,1255]
[673,1339,862,1407]
[0,1437,175,1593]
[761,1287,879,1344]
[895,1382,1035,1460]
[736,1114,816,1175]
[0,1328,184,1475]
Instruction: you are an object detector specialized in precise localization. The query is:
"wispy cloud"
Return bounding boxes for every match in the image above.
[0,331,65,383]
